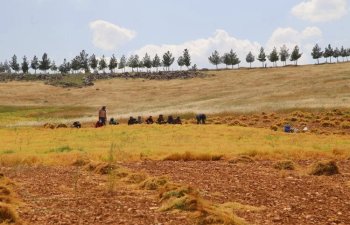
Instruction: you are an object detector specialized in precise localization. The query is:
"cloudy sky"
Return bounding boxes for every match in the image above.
[0,0,349,68]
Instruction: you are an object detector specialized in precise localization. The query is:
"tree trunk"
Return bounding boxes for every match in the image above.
[317,58,319,64]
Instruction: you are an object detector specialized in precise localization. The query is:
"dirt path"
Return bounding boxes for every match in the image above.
[3,166,191,225]
[124,160,350,225]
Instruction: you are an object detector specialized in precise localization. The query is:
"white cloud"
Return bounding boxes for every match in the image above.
[266,26,323,64]
[291,0,348,22]
[89,20,136,51]
[134,29,261,68]
[133,27,323,68]
[266,27,322,50]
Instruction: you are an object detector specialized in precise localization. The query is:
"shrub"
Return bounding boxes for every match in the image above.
[309,160,340,176]
[274,160,295,170]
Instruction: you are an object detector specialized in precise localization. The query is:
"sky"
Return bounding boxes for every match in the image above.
[0,0,349,68]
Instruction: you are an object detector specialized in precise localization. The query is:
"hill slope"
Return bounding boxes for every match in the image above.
[0,63,349,116]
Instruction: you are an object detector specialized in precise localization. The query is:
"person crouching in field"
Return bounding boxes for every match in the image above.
[196,114,206,124]
[98,106,107,126]
[146,116,154,124]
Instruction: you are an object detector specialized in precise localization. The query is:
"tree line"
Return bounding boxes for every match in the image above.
[208,44,350,69]
[0,49,192,74]
[0,44,349,74]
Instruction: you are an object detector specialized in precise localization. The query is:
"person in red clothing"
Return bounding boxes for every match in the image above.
[98,106,107,126]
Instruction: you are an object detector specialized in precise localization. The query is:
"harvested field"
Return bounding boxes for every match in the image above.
[4,166,192,225]
[124,160,350,225]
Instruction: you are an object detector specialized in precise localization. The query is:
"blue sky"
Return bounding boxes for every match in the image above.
[0,0,349,68]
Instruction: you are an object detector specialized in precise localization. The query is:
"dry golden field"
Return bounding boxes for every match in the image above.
[0,63,349,120]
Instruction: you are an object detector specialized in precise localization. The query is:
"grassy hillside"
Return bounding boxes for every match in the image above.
[0,63,349,119]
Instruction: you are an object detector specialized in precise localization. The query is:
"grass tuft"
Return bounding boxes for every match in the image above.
[0,203,20,224]
[273,160,295,170]
[164,151,223,162]
[309,160,340,176]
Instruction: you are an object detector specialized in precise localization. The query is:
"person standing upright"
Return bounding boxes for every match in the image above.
[98,106,107,126]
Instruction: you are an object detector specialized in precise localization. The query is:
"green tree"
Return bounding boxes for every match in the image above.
[346,48,350,61]
[142,53,152,72]
[0,62,5,73]
[177,56,185,70]
[21,56,29,74]
[50,61,58,73]
[138,60,144,72]
[59,59,71,74]
[71,56,81,73]
[39,53,51,73]
[290,45,302,65]
[152,54,161,72]
[323,44,333,63]
[183,49,191,69]
[222,53,230,69]
[208,50,221,69]
[311,44,323,64]
[279,45,290,66]
[118,55,127,72]
[98,55,107,73]
[108,54,118,73]
[333,47,340,63]
[78,50,89,73]
[268,47,279,67]
[162,51,175,71]
[89,54,99,72]
[246,51,255,68]
[340,46,347,62]
[31,55,39,74]
[2,61,11,73]
[257,47,267,67]
[127,55,139,72]
[9,55,20,73]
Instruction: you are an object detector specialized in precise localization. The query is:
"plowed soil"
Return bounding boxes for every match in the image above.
[125,160,350,225]
[3,166,191,225]
[3,160,350,225]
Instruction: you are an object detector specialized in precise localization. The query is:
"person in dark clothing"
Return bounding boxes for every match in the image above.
[174,116,182,125]
[157,114,166,124]
[146,116,154,124]
[109,118,119,125]
[167,115,174,124]
[196,114,207,124]
[72,121,81,128]
[128,116,138,125]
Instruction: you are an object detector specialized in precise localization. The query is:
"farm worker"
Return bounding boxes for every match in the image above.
[98,106,107,126]
[196,114,207,124]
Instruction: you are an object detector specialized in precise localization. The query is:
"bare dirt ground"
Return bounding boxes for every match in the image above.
[124,160,350,225]
[2,160,350,225]
[3,166,191,225]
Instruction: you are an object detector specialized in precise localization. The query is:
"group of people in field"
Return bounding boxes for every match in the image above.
[96,106,207,127]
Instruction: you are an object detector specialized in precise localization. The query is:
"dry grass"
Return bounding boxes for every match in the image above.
[0,203,20,224]
[164,151,223,161]
[0,63,350,120]
[309,160,340,176]
[1,124,349,166]
[273,160,295,170]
